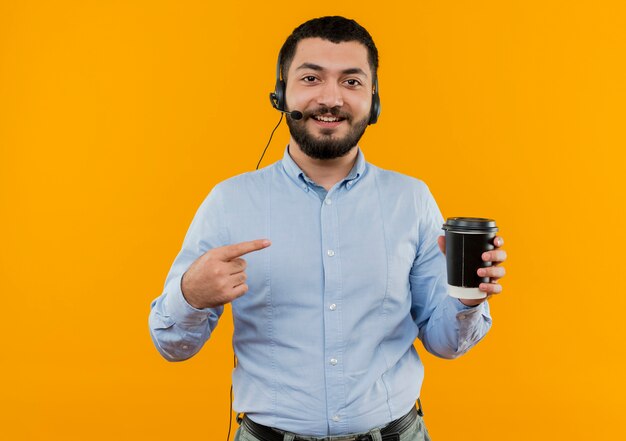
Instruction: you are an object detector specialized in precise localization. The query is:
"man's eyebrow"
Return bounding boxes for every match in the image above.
[295,63,369,77]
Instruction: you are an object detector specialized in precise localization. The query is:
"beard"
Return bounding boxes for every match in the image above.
[286,106,369,160]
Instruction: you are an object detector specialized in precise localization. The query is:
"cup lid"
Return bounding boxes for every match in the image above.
[442,217,498,233]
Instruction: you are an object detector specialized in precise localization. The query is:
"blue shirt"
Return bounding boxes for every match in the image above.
[149,147,492,436]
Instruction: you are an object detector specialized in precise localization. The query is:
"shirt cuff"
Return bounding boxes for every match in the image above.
[449,296,492,353]
[454,298,484,311]
[446,295,490,321]
[164,274,214,326]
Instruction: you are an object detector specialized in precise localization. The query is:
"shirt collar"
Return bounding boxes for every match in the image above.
[281,146,366,192]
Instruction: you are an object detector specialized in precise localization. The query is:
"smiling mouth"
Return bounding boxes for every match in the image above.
[313,115,345,122]
[310,114,348,128]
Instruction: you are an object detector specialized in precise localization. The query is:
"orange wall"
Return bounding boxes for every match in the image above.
[1,1,625,439]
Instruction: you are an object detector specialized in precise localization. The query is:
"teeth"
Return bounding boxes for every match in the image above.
[315,115,340,122]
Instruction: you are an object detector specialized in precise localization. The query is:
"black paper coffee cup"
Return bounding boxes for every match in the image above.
[442,217,498,299]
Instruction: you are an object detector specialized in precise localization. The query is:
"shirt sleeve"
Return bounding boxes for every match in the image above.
[148,184,229,362]
[409,183,492,359]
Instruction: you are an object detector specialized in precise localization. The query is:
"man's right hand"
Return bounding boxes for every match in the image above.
[181,239,271,309]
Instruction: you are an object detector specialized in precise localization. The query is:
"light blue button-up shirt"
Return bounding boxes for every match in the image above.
[149,147,492,436]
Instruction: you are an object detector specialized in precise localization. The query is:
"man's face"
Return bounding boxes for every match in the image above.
[284,38,373,160]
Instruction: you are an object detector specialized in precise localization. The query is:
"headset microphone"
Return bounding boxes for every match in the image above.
[276,108,303,120]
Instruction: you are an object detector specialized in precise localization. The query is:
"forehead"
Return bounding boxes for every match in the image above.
[288,37,371,77]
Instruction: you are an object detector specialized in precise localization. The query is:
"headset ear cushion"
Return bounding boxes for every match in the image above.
[274,79,286,110]
[369,91,381,125]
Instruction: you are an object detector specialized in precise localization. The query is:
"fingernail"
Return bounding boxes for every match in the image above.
[262,240,271,246]
[482,252,490,260]
[477,268,485,276]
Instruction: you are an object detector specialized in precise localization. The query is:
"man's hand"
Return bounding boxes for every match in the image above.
[437,235,507,307]
[181,239,271,309]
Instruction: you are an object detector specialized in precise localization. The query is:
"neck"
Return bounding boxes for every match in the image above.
[288,140,359,191]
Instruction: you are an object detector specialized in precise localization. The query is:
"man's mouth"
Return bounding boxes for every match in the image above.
[311,114,347,127]
[313,115,344,122]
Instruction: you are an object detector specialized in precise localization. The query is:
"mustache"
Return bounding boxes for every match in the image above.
[303,106,351,120]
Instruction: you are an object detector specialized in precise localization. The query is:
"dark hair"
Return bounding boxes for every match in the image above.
[279,16,379,81]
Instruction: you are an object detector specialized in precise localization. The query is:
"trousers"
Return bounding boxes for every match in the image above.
[233,414,432,441]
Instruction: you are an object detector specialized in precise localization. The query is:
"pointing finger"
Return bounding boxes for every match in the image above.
[216,239,271,261]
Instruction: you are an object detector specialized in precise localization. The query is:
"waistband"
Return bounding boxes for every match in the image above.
[241,404,420,441]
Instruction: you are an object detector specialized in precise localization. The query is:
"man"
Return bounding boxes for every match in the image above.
[149,16,507,441]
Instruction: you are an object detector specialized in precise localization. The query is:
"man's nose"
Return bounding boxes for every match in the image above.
[316,81,344,108]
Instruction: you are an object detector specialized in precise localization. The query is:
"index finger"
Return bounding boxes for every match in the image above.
[216,239,271,261]
[493,236,504,247]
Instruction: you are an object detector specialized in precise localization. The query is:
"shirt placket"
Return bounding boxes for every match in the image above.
[320,187,347,435]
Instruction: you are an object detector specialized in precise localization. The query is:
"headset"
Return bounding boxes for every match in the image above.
[269,52,381,125]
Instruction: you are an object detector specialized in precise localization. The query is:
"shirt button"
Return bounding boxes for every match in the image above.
[325,198,332,205]
[182,345,189,350]
[330,358,338,366]
[332,415,340,422]
[329,303,337,311]
[327,250,335,257]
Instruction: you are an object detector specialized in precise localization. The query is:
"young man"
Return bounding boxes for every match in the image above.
[149,16,507,441]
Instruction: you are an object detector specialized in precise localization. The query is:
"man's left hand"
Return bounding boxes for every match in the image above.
[437,235,507,307]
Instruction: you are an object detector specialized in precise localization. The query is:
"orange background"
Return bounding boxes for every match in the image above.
[1,1,625,439]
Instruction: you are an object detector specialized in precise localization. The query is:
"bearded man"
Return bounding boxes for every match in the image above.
[149,16,507,441]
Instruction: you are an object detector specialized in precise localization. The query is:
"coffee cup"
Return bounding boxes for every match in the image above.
[442,217,498,299]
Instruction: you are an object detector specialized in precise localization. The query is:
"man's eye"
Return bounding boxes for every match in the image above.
[303,76,317,82]
[345,79,361,87]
